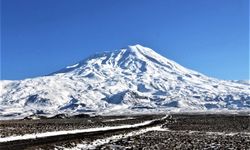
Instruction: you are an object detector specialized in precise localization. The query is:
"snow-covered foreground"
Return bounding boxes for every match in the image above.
[0,116,164,143]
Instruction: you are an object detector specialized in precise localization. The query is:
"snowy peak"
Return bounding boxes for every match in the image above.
[55,44,193,77]
[0,44,249,119]
[52,44,161,75]
[128,44,164,59]
[126,44,158,58]
[116,44,171,67]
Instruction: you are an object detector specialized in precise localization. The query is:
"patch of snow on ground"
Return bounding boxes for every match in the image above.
[102,117,135,122]
[66,125,168,150]
[0,119,155,143]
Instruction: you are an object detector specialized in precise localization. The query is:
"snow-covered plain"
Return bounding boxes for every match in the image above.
[0,44,249,119]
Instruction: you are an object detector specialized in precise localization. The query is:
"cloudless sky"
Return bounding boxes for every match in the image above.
[1,0,249,80]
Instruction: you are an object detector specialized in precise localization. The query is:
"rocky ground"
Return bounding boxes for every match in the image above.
[0,113,249,150]
[99,130,250,150]
[98,114,250,150]
[164,113,250,132]
[0,114,163,138]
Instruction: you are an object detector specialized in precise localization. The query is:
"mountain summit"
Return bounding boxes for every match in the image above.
[0,45,249,119]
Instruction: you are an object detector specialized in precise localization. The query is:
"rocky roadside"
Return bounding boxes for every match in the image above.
[98,114,250,150]
[0,114,164,138]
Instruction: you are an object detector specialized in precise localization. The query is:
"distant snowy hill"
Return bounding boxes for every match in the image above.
[230,80,250,86]
[0,45,249,119]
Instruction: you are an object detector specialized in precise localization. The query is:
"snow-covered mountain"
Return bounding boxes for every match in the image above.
[0,44,249,119]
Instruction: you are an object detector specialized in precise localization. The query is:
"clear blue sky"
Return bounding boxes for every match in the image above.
[1,0,249,80]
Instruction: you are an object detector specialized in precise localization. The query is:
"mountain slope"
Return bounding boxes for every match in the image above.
[0,45,249,119]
